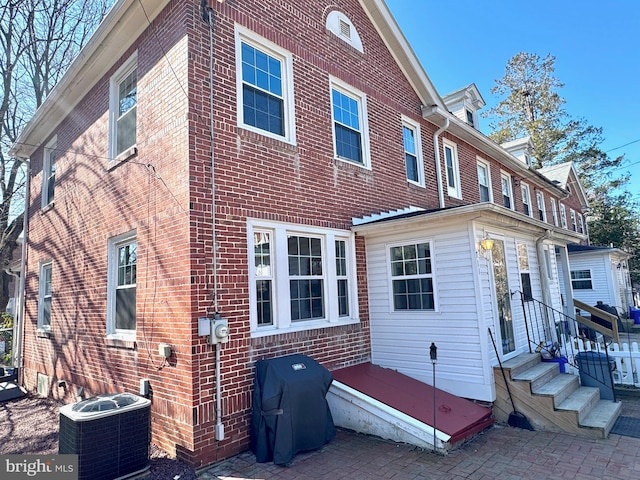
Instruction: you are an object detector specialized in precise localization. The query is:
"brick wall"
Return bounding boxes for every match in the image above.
[21,0,587,468]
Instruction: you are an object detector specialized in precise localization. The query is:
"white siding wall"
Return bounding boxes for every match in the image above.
[366,225,492,401]
[564,254,616,308]
[364,222,562,403]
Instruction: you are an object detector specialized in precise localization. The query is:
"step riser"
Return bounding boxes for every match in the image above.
[495,353,621,439]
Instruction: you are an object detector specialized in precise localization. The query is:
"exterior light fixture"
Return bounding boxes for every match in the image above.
[480,236,494,252]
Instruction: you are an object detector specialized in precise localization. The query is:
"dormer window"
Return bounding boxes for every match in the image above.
[466,110,474,128]
[326,11,363,53]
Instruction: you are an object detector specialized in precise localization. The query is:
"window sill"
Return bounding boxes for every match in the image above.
[40,202,55,214]
[105,337,137,350]
[107,146,138,171]
[251,316,360,339]
[333,157,371,171]
[36,330,51,339]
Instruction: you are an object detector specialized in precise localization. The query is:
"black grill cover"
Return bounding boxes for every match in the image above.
[250,354,336,465]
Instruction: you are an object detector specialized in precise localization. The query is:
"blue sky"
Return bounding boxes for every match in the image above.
[385,0,640,193]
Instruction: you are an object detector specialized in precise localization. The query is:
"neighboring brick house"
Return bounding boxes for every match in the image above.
[11,0,589,467]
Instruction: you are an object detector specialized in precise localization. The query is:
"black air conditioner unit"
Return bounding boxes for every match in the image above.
[59,393,151,480]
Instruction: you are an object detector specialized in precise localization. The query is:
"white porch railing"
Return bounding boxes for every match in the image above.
[560,338,640,387]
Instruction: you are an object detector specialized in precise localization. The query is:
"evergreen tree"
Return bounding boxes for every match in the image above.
[486,52,640,288]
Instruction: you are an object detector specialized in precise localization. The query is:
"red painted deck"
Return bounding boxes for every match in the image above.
[332,363,494,444]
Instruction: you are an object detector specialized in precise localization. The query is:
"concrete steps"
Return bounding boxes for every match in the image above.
[494,353,621,438]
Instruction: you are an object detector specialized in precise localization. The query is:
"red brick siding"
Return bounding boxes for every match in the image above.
[21,0,587,468]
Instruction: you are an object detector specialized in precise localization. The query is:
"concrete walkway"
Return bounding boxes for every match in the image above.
[198,392,640,480]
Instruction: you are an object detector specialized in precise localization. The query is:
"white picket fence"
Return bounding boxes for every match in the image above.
[560,338,640,387]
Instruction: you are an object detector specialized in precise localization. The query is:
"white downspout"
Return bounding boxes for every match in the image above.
[422,106,450,209]
[14,159,30,379]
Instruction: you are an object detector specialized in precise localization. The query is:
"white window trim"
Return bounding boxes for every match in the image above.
[402,116,424,187]
[235,26,296,145]
[570,209,577,231]
[443,139,461,199]
[578,213,585,234]
[109,52,138,160]
[477,158,493,202]
[106,231,137,340]
[330,77,371,169]
[247,220,359,337]
[42,136,57,209]
[386,238,438,314]
[571,269,593,290]
[559,203,568,229]
[501,172,514,210]
[550,198,558,226]
[37,261,53,332]
[521,183,532,217]
[536,191,546,222]
[325,11,363,52]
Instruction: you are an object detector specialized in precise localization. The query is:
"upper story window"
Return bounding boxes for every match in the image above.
[236,28,295,144]
[389,241,436,311]
[559,203,568,229]
[521,183,532,217]
[107,232,137,339]
[249,221,358,336]
[331,78,370,167]
[109,53,137,159]
[578,213,585,234]
[477,159,492,202]
[42,136,57,208]
[38,262,53,331]
[402,117,424,186]
[536,191,546,222]
[570,209,577,232]
[325,11,363,53]
[501,173,513,209]
[443,140,461,198]
[550,198,559,226]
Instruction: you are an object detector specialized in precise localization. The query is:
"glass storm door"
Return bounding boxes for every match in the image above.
[492,239,515,355]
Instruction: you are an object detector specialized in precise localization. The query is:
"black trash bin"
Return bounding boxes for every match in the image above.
[575,351,615,400]
[250,353,336,465]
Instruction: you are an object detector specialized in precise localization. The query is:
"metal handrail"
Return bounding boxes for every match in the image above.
[513,291,617,403]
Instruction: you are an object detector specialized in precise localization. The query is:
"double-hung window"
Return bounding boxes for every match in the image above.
[521,183,532,217]
[107,232,137,337]
[249,221,357,335]
[571,270,593,290]
[578,214,585,234]
[501,173,513,209]
[443,140,461,198]
[38,262,53,331]
[389,241,435,311]
[236,29,295,143]
[570,209,577,231]
[536,191,546,222]
[109,53,137,159]
[477,160,491,202]
[517,244,533,301]
[288,235,325,321]
[42,137,57,207]
[550,198,559,226]
[236,28,295,143]
[402,117,423,185]
[559,203,568,229]
[331,78,370,167]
